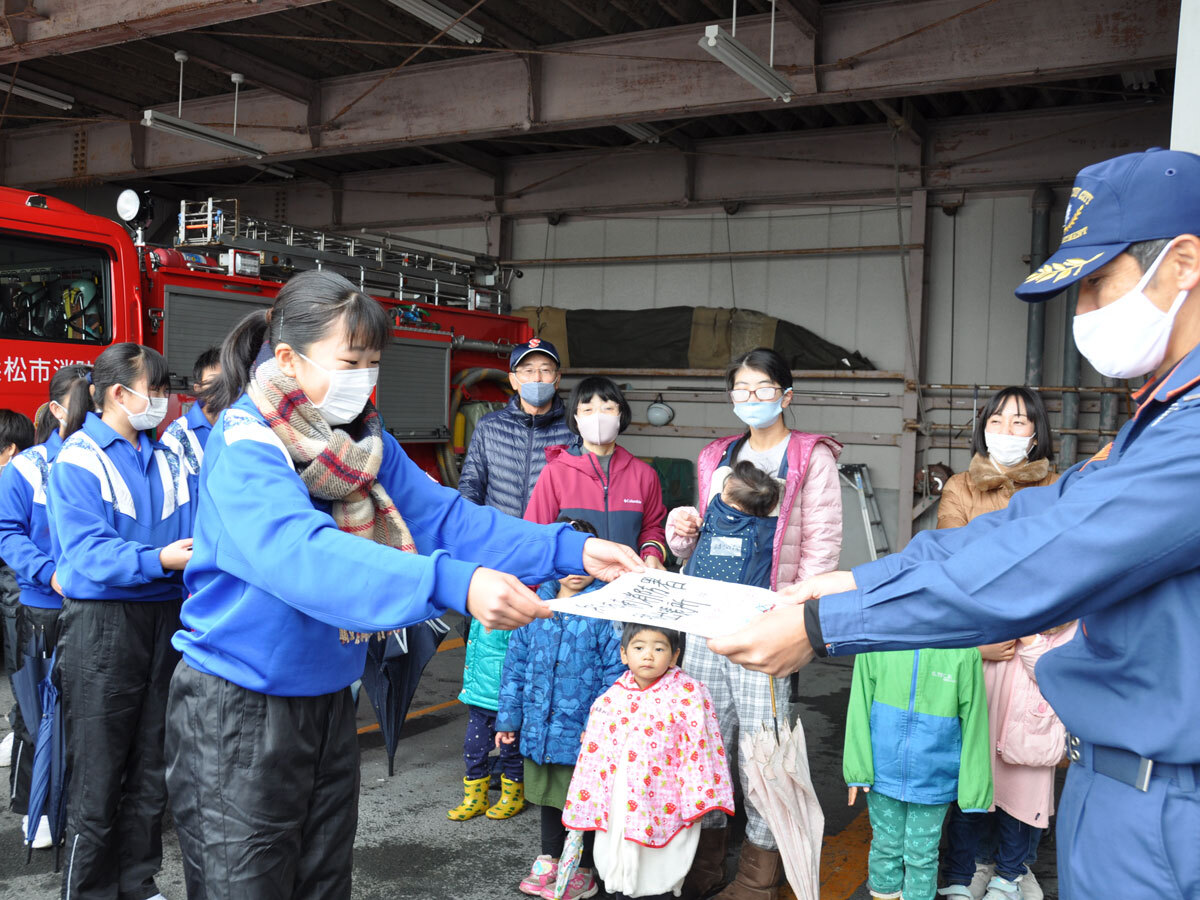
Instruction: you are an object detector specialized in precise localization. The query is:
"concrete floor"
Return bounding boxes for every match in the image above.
[0,613,1058,899]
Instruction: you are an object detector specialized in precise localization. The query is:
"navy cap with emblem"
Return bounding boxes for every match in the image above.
[509,337,561,370]
[1016,148,1200,302]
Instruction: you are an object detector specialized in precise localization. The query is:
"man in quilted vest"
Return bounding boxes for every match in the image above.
[451,339,574,821]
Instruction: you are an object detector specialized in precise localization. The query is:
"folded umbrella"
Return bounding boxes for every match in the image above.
[11,628,65,864]
[553,828,585,900]
[739,679,825,900]
[360,618,450,776]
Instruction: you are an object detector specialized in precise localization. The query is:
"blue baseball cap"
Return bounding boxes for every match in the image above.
[509,337,560,370]
[1016,148,1200,302]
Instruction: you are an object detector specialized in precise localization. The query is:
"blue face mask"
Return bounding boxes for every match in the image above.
[519,381,557,407]
[732,395,788,429]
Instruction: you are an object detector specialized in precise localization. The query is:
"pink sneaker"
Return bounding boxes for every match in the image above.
[542,868,598,900]
[519,855,558,896]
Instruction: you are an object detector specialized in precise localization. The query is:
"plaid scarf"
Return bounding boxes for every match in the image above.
[247,345,416,644]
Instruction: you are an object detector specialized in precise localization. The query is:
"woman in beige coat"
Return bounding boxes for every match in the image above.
[936,386,1062,900]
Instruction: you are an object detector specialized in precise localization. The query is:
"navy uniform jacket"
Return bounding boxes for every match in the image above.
[814,343,1200,765]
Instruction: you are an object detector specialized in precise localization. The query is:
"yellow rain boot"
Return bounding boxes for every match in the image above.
[485,775,526,820]
[447,776,490,821]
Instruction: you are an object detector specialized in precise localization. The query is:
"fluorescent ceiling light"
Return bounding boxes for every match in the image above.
[142,109,266,159]
[699,24,793,103]
[252,163,295,179]
[0,74,73,110]
[617,123,661,143]
[385,0,484,44]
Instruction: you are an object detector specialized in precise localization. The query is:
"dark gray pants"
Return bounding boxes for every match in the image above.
[165,661,360,900]
[9,603,62,815]
[58,597,181,900]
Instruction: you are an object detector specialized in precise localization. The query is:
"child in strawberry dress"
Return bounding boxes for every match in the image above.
[563,624,734,899]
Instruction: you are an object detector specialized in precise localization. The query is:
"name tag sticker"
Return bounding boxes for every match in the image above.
[710,536,744,557]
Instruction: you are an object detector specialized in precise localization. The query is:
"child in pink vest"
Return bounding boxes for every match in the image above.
[563,624,734,900]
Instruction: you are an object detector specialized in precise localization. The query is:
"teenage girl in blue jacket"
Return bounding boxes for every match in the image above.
[165,270,641,900]
[0,364,89,847]
[47,344,193,900]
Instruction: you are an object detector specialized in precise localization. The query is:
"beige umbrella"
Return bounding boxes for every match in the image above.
[739,681,825,900]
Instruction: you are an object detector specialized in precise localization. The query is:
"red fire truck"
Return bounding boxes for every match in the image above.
[0,188,527,480]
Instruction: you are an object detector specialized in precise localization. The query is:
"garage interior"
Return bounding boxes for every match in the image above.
[0,1,1187,896]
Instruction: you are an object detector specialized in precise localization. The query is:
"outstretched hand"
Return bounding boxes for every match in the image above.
[582,538,644,582]
[778,570,857,604]
[706,603,814,676]
[466,568,551,630]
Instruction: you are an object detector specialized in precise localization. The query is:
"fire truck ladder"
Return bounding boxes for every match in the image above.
[175,198,506,311]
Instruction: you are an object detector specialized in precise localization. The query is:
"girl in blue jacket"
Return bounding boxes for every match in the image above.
[496,520,626,900]
[0,364,89,847]
[47,344,193,900]
[165,270,640,900]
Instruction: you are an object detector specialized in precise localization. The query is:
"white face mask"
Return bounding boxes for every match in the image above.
[576,412,621,446]
[984,431,1033,468]
[1072,243,1188,379]
[299,353,379,426]
[117,385,168,432]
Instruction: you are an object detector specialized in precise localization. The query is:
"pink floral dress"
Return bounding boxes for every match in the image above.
[563,667,735,896]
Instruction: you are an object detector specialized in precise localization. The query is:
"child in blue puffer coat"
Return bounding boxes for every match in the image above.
[497,520,625,900]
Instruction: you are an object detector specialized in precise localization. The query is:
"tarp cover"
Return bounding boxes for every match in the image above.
[513,306,873,371]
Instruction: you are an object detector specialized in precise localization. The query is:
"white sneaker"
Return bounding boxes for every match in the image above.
[21,814,53,849]
[982,875,1021,900]
[1016,868,1043,900]
[970,863,996,900]
[0,732,13,767]
[937,888,974,899]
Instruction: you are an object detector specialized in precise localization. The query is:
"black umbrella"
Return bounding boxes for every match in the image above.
[360,618,449,776]
[11,627,65,865]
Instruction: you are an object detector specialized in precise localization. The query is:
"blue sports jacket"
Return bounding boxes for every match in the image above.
[814,342,1200,765]
[0,431,63,609]
[457,394,573,518]
[47,413,192,603]
[495,579,625,765]
[162,402,213,477]
[175,395,590,697]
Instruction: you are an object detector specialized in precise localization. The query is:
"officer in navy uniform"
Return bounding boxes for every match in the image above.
[707,148,1200,900]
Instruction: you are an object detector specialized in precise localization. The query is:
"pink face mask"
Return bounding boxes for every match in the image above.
[576,413,620,445]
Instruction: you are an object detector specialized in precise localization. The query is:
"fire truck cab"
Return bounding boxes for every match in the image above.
[0,188,527,480]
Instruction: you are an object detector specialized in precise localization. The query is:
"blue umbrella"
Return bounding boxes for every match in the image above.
[10,628,63,864]
[360,618,449,776]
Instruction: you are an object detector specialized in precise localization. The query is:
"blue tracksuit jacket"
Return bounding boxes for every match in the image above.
[162,402,213,478]
[0,431,63,609]
[495,579,624,765]
[175,395,590,697]
[47,413,192,603]
[816,342,1200,765]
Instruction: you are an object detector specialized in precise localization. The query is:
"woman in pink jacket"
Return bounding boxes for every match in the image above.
[665,347,842,900]
[525,376,668,568]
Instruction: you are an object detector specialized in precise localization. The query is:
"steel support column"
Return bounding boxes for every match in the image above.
[897,188,927,549]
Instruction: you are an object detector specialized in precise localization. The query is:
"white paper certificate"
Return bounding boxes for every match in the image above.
[547,570,776,639]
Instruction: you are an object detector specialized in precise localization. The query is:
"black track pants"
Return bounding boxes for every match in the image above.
[166,661,360,900]
[58,597,181,900]
[9,603,62,815]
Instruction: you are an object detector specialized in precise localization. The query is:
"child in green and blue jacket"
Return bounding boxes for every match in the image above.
[844,647,992,900]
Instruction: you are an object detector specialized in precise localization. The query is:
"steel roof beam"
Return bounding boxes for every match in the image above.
[2,0,1178,185]
[159,33,317,106]
[0,0,335,64]
[206,102,1170,229]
